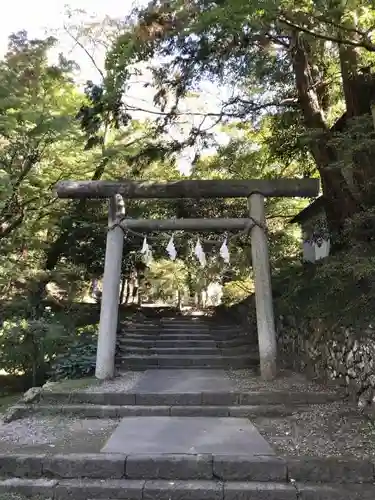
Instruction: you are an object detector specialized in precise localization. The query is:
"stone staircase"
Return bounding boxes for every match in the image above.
[116,315,258,370]
[1,312,374,499]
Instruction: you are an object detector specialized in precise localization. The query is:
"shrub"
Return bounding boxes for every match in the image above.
[50,325,98,380]
[0,312,67,386]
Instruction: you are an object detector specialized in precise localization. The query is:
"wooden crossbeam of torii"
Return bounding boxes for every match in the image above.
[55,178,318,199]
[55,178,319,382]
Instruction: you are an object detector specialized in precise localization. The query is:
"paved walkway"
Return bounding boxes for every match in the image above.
[101,369,274,456]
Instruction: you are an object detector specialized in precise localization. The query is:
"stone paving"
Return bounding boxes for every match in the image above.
[132,369,234,393]
[102,416,275,455]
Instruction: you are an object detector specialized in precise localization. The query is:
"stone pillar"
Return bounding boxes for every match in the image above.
[95,194,125,380]
[248,193,277,380]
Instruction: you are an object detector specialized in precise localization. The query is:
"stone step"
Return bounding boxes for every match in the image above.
[119,346,222,355]
[132,333,247,340]
[38,389,339,407]
[0,478,373,499]
[117,354,258,369]
[117,364,254,370]
[120,334,247,342]
[0,453,287,481]
[119,333,217,341]
[122,327,215,333]
[118,332,216,342]
[121,323,231,329]
[159,321,242,327]
[153,321,239,326]
[118,347,252,357]
[2,453,373,484]
[294,483,375,499]
[118,339,218,348]
[117,339,253,350]
[117,339,254,350]
[133,327,245,334]
[8,403,311,420]
[121,331,241,338]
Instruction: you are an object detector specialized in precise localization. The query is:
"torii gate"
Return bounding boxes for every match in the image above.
[56,178,319,381]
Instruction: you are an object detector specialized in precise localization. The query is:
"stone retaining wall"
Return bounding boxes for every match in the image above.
[226,296,375,413]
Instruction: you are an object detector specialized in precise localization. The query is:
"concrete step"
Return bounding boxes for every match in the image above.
[37,389,339,407]
[8,403,312,420]
[0,477,373,499]
[117,354,258,369]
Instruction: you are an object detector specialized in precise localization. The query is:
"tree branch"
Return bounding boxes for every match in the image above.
[279,16,375,52]
[125,98,293,120]
[63,25,105,80]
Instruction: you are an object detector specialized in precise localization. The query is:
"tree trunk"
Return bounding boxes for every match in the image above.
[339,44,359,118]
[291,32,362,247]
[119,276,126,304]
[318,157,362,246]
[132,272,139,304]
[125,280,131,304]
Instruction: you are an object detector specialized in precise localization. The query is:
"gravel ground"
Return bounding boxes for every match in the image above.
[0,496,49,500]
[254,402,375,458]
[0,417,118,454]
[43,372,142,394]
[226,369,339,394]
[82,371,142,393]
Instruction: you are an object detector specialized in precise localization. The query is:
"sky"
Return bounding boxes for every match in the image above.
[0,0,129,45]
[0,0,230,173]
[0,0,136,81]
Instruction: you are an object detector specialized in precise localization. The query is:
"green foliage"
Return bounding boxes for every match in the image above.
[273,243,375,328]
[50,325,98,380]
[104,0,375,243]
[3,7,373,390]
[0,313,66,386]
[222,278,253,305]
[145,259,188,302]
[0,30,84,244]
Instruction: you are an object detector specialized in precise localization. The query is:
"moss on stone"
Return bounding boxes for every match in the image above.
[42,377,99,392]
[0,394,23,414]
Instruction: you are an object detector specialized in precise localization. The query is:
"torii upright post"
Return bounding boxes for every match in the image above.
[96,194,125,380]
[248,193,277,380]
